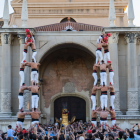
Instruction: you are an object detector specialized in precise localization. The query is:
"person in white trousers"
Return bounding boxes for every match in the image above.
[107,106,116,127]
[26,60,41,86]
[27,112,41,124]
[19,62,29,86]
[28,84,40,112]
[97,82,110,111]
[109,86,115,110]
[107,63,114,85]
[18,84,29,112]
[17,112,27,128]
[99,60,111,86]
[96,39,104,64]
[91,85,98,111]
[21,34,33,63]
[92,63,99,86]
[102,41,110,64]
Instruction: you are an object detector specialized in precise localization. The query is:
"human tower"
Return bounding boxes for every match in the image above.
[91,33,116,128]
[17,29,41,128]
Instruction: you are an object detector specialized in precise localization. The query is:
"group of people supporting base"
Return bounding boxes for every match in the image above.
[91,33,116,129]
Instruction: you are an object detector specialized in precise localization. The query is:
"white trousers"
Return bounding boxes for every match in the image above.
[92,73,97,85]
[91,95,96,110]
[17,121,23,128]
[100,120,107,129]
[111,120,116,126]
[100,72,107,85]
[32,95,38,108]
[18,95,23,109]
[19,71,24,86]
[96,50,103,63]
[104,52,110,64]
[31,71,38,82]
[32,52,37,63]
[109,72,114,85]
[101,95,107,109]
[91,121,97,127]
[32,121,39,124]
[21,52,27,63]
[110,95,115,109]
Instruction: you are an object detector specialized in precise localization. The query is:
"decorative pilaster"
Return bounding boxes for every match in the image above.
[2,0,10,28]
[128,0,135,27]
[109,0,116,27]
[17,34,26,62]
[108,33,121,114]
[21,0,28,28]
[17,34,31,111]
[1,33,12,113]
[125,32,139,115]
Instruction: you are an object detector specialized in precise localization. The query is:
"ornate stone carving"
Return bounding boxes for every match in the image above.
[125,32,138,44]
[1,92,11,112]
[108,33,119,44]
[114,91,120,110]
[64,82,75,93]
[127,91,138,110]
[1,33,13,45]
[17,34,26,44]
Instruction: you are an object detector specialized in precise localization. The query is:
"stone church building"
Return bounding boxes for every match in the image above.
[0,0,140,130]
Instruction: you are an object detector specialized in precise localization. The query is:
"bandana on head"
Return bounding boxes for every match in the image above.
[26,29,30,32]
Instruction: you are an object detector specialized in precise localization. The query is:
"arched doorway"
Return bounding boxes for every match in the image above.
[54,96,86,122]
[38,43,97,122]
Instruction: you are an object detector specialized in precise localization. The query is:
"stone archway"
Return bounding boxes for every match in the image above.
[38,43,96,123]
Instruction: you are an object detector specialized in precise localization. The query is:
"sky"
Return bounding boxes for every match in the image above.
[0,0,140,26]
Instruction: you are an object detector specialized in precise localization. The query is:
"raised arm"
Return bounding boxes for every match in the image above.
[106,109,111,114]
[26,62,32,66]
[27,86,32,91]
[96,86,101,90]
[94,111,100,114]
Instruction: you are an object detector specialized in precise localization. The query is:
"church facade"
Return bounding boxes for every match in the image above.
[0,0,140,131]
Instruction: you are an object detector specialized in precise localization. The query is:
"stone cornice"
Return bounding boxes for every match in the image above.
[0,28,35,34]
[11,2,128,8]
[0,115,139,120]
[103,27,140,33]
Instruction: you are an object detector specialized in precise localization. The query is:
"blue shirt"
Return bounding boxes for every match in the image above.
[134,134,140,140]
[45,131,48,135]
[7,129,15,137]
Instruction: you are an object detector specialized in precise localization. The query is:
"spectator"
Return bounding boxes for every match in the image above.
[116,131,123,140]
[127,132,135,140]
[7,125,15,138]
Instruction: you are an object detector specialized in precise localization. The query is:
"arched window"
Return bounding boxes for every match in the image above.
[60,17,76,23]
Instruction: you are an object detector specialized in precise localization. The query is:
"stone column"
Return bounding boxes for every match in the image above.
[125,32,139,115]
[17,34,31,111]
[109,0,116,27]
[2,0,9,28]
[0,33,12,113]
[108,33,122,115]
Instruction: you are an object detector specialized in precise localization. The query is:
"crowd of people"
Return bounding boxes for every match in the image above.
[0,122,140,140]
[2,30,138,140]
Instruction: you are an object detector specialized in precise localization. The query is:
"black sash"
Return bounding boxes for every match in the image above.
[17,118,24,122]
[32,119,39,122]
[19,93,23,96]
